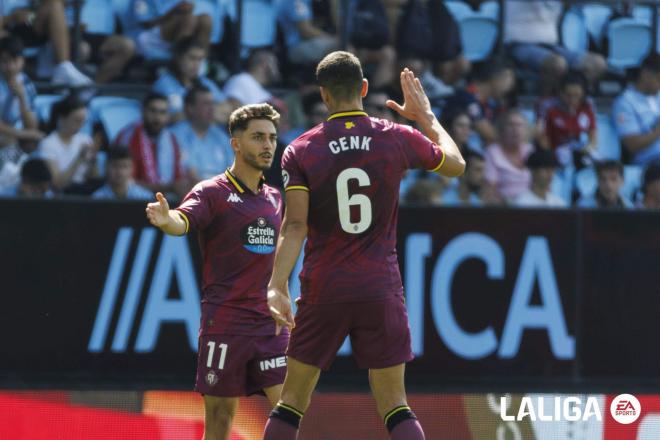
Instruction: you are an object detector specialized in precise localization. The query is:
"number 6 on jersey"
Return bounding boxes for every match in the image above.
[336,168,372,234]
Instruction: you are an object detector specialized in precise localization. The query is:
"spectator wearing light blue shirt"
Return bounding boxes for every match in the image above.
[0,36,43,149]
[131,0,212,59]
[274,0,338,65]
[153,37,230,123]
[171,84,233,181]
[612,54,660,166]
[92,146,152,200]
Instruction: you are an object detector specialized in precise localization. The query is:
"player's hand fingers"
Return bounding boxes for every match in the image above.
[386,99,405,115]
[156,192,169,210]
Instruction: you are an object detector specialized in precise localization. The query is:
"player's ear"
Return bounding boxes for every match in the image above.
[360,79,368,98]
[230,136,240,153]
[319,86,331,106]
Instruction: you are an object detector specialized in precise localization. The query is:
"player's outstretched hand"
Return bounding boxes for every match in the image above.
[146,192,170,228]
[267,287,295,336]
[386,68,433,123]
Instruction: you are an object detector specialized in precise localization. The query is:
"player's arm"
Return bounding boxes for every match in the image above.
[267,189,309,334]
[145,192,188,236]
[387,68,466,177]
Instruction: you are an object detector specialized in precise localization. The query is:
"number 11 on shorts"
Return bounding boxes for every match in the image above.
[206,341,228,369]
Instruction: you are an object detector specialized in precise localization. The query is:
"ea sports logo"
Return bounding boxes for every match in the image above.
[610,394,641,424]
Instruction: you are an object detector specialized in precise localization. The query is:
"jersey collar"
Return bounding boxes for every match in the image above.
[225,169,265,194]
[327,110,369,121]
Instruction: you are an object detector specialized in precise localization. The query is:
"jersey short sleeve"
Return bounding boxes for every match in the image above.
[281,144,309,191]
[399,125,446,172]
[176,182,214,232]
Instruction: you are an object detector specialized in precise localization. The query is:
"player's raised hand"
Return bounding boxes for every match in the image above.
[267,287,295,335]
[146,192,171,228]
[386,68,433,123]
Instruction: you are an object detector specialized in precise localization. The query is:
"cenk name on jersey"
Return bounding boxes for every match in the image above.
[328,135,372,154]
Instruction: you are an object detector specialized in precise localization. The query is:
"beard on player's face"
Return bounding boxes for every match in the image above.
[243,150,272,171]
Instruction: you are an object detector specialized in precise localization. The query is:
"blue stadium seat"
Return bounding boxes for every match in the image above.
[632,5,653,26]
[240,0,277,50]
[551,167,574,205]
[561,7,588,54]
[623,165,643,201]
[581,3,612,49]
[595,113,621,160]
[445,0,473,21]
[81,0,115,35]
[2,0,30,14]
[575,167,598,198]
[607,17,652,69]
[479,0,499,19]
[459,16,498,62]
[90,96,142,141]
[34,94,64,125]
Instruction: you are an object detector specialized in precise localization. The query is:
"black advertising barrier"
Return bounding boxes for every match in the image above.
[0,198,658,391]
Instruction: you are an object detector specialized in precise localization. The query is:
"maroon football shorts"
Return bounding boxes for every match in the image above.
[195,332,288,397]
[287,294,414,370]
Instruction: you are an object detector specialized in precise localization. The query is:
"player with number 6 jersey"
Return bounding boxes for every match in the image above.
[263,52,465,440]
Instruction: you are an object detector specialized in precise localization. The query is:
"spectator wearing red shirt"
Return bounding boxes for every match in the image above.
[541,71,597,168]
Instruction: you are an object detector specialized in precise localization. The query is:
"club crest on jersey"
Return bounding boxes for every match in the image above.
[345,121,355,129]
[243,217,276,254]
[227,193,243,203]
[206,370,218,386]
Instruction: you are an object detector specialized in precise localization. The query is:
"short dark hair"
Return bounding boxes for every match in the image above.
[526,149,560,169]
[228,103,280,136]
[173,36,206,59]
[595,160,623,177]
[184,82,212,107]
[641,53,660,73]
[48,93,87,132]
[559,70,587,92]
[246,49,274,71]
[0,36,24,58]
[107,145,132,161]
[21,158,52,184]
[142,92,168,108]
[643,163,660,194]
[316,51,363,102]
[472,57,512,83]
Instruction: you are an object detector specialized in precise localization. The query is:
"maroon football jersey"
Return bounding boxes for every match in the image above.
[176,170,283,335]
[282,111,445,303]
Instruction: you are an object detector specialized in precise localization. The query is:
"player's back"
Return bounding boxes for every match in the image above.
[282,111,444,303]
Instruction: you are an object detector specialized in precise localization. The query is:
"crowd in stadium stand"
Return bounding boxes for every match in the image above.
[1,0,660,211]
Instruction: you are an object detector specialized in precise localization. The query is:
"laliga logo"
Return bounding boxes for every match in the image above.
[500,396,602,421]
[610,394,641,424]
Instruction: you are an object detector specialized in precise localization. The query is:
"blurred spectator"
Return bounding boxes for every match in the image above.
[577,160,632,209]
[132,0,212,57]
[2,157,53,198]
[85,34,136,85]
[346,0,396,88]
[641,163,660,209]
[0,36,43,149]
[441,108,472,154]
[153,37,230,123]
[541,71,597,169]
[503,0,606,94]
[364,89,394,120]
[402,177,444,206]
[114,92,189,198]
[484,109,533,201]
[223,49,281,107]
[612,53,660,166]
[38,94,98,191]
[276,0,339,65]
[171,84,233,181]
[301,92,327,127]
[443,59,515,146]
[0,0,91,85]
[92,146,151,200]
[443,150,501,206]
[514,149,565,207]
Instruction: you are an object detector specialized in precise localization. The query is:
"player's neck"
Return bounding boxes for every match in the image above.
[230,163,262,194]
[327,101,364,115]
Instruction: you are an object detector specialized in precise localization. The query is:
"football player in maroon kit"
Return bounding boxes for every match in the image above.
[146,103,287,440]
[263,51,465,439]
